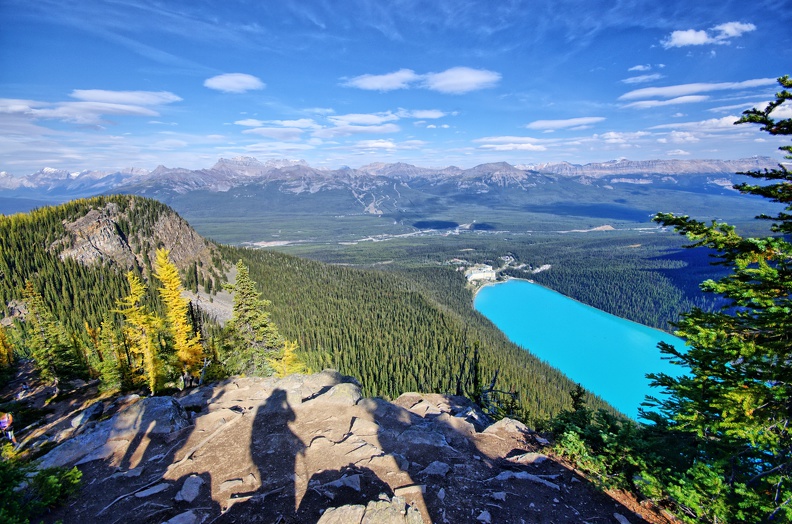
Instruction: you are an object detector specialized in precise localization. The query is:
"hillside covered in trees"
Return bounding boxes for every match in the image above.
[0,194,610,424]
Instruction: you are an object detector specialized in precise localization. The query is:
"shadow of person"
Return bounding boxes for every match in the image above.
[295,464,395,523]
[217,387,306,523]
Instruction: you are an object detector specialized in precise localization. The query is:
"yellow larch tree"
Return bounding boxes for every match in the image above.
[267,340,308,378]
[154,249,203,375]
[0,324,14,369]
[116,272,161,394]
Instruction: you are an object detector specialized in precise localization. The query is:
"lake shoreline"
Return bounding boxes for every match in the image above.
[473,279,686,419]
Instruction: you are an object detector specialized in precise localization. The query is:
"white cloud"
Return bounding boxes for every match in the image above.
[204,73,265,93]
[329,112,399,126]
[525,117,605,130]
[70,90,182,105]
[343,67,500,95]
[657,131,700,144]
[667,149,691,156]
[32,102,160,124]
[621,74,663,84]
[771,104,792,119]
[622,95,709,109]
[479,143,547,151]
[398,109,446,119]
[628,65,651,72]
[596,131,650,144]
[474,136,548,151]
[354,139,398,149]
[662,21,756,48]
[344,69,419,91]
[150,139,188,150]
[306,107,335,115]
[620,78,776,100]
[241,127,305,141]
[245,141,314,153]
[662,29,711,48]
[713,22,757,39]
[422,67,501,94]
[651,116,741,131]
[267,118,321,129]
[0,91,182,125]
[313,123,400,139]
[234,119,266,127]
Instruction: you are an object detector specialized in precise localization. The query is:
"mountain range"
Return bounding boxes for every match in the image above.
[0,156,779,200]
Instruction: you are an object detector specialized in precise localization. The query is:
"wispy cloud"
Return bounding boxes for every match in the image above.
[329,112,399,126]
[621,74,663,85]
[622,95,709,109]
[343,67,501,94]
[662,21,756,49]
[595,131,650,144]
[351,139,426,150]
[525,117,605,130]
[0,90,182,125]
[657,131,700,144]
[628,64,651,72]
[267,118,322,129]
[241,127,305,141]
[344,69,420,91]
[651,116,741,131]
[313,123,400,139]
[397,109,447,119]
[204,73,265,93]
[70,90,182,105]
[474,136,548,151]
[620,78,776,100]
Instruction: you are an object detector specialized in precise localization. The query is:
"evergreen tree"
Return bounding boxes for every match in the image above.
[221,260,283,375]
[154,248,203,374]
[647,76,792,522]
[21,281,84,388]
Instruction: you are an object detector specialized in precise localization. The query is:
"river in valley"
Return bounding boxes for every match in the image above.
[474,279,687,419]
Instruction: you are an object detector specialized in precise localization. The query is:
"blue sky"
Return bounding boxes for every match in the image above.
[1,0,790,174]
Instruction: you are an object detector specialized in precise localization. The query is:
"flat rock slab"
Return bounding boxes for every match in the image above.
[135,482,170,498]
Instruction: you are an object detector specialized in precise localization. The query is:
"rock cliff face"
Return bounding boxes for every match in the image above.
[56,203,138,270]
[51,198,222,280]
[32,372,659,524]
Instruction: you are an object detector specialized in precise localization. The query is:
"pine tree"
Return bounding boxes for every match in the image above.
[648,76,792,523]
[21,281,84,387]
[221,260,283,375]
[154,249,203,374]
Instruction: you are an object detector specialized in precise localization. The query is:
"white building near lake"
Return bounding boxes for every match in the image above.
[465,264,497,282]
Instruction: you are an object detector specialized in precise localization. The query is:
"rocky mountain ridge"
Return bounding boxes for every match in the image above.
[15,371,663,524]
[1,156,780,199]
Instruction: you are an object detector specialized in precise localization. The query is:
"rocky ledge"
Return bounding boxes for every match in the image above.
[36,371,654,523]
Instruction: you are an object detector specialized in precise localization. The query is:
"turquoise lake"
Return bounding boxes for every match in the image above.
[474,279,687,419]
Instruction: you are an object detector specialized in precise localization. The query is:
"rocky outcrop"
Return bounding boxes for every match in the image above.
[56,203,138,269]
[38,372,656,524]
[49,197,222,281]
